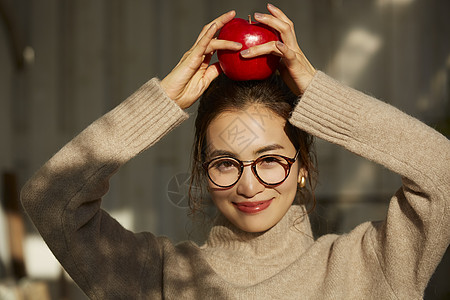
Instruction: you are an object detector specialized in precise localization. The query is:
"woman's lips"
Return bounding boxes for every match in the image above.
[233,199,273,214]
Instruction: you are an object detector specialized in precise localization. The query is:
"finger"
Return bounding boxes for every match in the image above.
[191,23,219,59]
[275,41,299,66]
[266,3,293,25]
[191,25,242,64]
[253,12,298,50]
[276,41,316,94]
[277,41,315,73]
[203,62,222,85]
[240,41,283,59]
[171,23,217,81]
[204,39,242,55]
[194,10,236,44]
[203,53,213,67]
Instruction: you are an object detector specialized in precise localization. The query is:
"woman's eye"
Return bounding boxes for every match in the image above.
[260,156,281,165]
[212,159,237,171]
[259,156,287,169]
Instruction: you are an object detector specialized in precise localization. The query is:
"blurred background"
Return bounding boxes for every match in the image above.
[0,0,449,299]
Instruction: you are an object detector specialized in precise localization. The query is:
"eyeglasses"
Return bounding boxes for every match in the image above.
[204,151,299,188]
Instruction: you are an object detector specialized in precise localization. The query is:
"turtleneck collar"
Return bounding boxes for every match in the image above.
[201,205,314,273]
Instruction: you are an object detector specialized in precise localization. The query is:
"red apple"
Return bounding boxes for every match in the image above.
[217,17,281,81]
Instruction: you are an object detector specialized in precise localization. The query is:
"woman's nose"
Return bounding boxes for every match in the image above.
[235,166,265,197]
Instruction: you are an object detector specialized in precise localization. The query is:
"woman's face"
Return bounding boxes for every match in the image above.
[205,105,305,233]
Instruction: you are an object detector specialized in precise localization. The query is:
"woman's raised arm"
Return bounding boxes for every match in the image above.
[19,11,243,298]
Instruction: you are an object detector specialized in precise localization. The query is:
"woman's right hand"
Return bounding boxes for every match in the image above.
[160,11,242,109]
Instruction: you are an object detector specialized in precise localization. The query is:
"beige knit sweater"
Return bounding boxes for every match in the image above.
[21,72,450,299]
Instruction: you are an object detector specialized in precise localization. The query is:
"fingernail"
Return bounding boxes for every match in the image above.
[268,3,276,9]
[276,41,285,48]
[235,42,243,48]
[254,13,264,19]
[240,49,250,56]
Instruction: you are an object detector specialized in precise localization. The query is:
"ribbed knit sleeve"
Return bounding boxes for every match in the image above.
[290,71,450,298]
[21,78,188,299]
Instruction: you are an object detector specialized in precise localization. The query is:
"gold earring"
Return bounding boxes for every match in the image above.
[299,176,306,188]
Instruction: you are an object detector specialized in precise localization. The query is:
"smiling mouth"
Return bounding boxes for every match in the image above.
[232,199,273,214]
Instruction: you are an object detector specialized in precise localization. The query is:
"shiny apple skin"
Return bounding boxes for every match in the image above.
[217,18,281,81]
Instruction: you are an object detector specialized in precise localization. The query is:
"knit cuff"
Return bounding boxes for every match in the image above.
[95,78,189,162]
[289,71,367,145]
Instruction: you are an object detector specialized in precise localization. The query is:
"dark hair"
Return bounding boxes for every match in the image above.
[189,73,317,217]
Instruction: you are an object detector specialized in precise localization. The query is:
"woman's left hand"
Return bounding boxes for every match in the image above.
[240,4,316,96]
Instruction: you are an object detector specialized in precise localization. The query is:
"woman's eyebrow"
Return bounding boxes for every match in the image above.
[208,149,237,158]
[208,144,284,159]
[254,144,285,156]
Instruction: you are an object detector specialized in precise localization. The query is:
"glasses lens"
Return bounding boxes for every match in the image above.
[255,156,289,185]
[207,157,241,187]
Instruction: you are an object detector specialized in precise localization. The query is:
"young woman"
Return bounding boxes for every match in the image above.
[21,4,449,299]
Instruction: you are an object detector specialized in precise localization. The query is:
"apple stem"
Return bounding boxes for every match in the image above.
[248,14,252,24]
